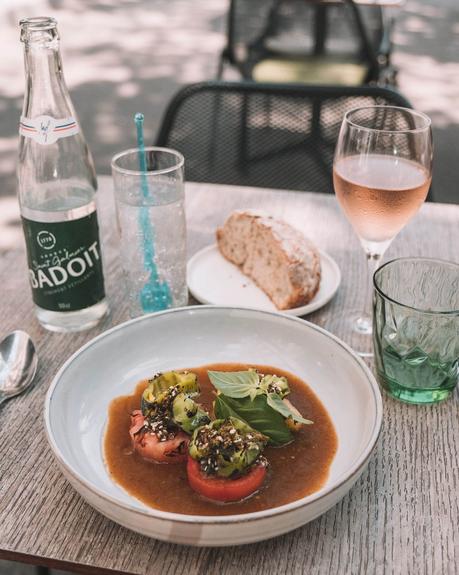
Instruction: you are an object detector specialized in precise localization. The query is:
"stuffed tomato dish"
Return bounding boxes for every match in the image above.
[104,363,337,515]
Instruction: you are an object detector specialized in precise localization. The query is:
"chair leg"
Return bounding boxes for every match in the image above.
[217,49,227,79]
[313,5,328,56]
[217,58,223,79]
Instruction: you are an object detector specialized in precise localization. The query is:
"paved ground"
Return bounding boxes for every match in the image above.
[0,0,458,204]
[0,0,457,573]
[0,0,226,202]
[393,0,459,204]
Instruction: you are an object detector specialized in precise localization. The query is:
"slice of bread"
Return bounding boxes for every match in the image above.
[216,210,321,310]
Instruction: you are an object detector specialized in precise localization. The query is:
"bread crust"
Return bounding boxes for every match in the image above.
[216,210,321,310]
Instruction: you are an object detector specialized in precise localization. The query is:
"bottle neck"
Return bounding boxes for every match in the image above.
[22,32,74,119]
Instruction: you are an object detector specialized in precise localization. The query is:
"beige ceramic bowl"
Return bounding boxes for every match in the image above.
[45,306,382,546]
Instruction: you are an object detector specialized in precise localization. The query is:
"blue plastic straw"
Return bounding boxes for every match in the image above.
[135,113,149,195]
[135,113,172,312]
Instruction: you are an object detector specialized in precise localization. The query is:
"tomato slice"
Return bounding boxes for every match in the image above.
[187,456,266,502]
[129,410,189,463]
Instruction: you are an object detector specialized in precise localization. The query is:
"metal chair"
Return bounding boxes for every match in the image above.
[155,81,413,194]
[218,0,398,86]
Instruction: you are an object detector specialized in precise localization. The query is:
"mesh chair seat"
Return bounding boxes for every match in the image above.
[155,81,413,195]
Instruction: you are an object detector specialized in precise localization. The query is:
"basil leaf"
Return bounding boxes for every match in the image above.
[208,370,259,398]
[214,394,293,446]
[266,393,313,425]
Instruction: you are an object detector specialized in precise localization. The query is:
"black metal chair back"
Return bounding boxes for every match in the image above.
[219,0,396,86]
[156,81,413,195]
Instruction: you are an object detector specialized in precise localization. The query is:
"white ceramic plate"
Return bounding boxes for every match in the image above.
[45,306,382,547]
[187,244,341,316]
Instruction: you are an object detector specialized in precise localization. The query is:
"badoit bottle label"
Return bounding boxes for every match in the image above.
[19,115,79,145]
[22,211,106,312]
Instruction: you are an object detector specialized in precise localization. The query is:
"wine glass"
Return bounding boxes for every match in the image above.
[332,106,432,356]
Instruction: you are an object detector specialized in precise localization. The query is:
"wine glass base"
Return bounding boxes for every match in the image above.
[324,311,374,358]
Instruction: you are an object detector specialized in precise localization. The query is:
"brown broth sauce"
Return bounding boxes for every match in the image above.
[104,363,337,515]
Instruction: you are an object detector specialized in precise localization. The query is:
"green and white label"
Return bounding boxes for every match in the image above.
[22,211,106,312]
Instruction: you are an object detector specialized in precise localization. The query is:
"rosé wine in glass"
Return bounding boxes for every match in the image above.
[333,154,431,253]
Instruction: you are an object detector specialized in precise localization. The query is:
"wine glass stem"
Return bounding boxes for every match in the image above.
[356,252,381,334]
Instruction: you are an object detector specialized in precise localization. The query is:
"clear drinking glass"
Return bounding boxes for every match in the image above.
[332,106,432,356]
[111,147,188,318]
[373,258,459,404]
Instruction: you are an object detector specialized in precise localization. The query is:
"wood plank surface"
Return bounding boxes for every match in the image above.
[0,177,457,575]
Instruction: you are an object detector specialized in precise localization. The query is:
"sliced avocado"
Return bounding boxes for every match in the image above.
[189,417,267,478]
[172,392,210,434]
[259,374,290,398]
[142,370,198,413]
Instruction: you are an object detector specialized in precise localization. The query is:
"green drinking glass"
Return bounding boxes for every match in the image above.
[373,257,459,404]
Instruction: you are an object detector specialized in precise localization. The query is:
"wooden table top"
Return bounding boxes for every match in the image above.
[0,177,458,575]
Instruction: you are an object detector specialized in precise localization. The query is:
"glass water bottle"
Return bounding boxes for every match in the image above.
[17,17,108,332]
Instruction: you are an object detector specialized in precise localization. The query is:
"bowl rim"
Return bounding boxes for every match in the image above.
[44,305,383,525]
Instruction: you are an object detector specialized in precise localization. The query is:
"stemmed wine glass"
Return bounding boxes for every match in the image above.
[332,106,432,356]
